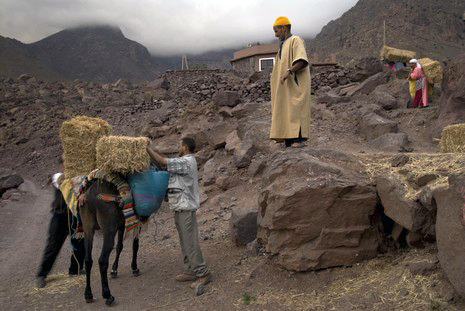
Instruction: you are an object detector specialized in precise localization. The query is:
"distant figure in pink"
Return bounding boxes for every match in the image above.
[408,59,428,108]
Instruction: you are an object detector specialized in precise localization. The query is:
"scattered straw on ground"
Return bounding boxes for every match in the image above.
[23,273,85,297]
[440,124,465,153]
[357,153,465,200]
[60,116,111,178]
[96,136,150,174]
[250,248,453,311]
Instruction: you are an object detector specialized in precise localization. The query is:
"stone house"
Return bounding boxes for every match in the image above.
[230,43,279,72]
[230,42,337,72]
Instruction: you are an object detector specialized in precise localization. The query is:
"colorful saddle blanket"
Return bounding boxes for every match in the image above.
[60,170,146,238]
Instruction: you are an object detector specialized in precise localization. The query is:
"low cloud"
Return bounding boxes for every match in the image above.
[0,0,358,56]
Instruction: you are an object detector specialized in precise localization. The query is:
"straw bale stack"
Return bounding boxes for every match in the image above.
[418,58,443,84]
[96,136,151,174]
[440,124,465,153]
[380,45,416,63]
[60,116,111,178]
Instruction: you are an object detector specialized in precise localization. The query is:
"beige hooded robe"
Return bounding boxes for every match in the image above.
[270,35,311,140]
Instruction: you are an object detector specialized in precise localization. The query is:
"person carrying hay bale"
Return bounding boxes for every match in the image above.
[147,137,212,289]
[408,59,429,108]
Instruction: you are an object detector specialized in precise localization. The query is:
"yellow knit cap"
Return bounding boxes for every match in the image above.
[273,16,291,27]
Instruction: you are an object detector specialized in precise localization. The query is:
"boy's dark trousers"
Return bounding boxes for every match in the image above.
[37,209,85,277]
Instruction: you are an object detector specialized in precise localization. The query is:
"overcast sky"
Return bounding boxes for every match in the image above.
[0,0,358,56]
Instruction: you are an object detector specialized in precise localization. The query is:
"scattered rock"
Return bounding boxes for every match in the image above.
[233,141,256,169]
[415,173,438,187]
[0,169,24,195]
[407,261,437,275]
[358,113,398,140]
[229,206,258,246]
[391,154,410,167]
[370,133,409,152]
[213,90,241,107]
[376,176,433,234]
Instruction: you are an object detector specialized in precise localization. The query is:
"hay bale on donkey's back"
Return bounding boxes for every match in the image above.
[96,136,150,174]
[418,58,443,84]
[380,45,416,63]
[60,116,111,178]
[440,124,465,153]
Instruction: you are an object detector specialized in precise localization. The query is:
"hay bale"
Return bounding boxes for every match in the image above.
[440,124,465,153]
[418,58,443,84]
[96,136,150,174]
[380,45,416,63]
[60,116,111,178]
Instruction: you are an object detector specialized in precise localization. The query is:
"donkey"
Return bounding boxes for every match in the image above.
[80,179,141,306]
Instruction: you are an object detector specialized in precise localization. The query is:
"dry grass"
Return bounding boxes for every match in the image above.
[419,58,443,84]
[60,116,111,178]
[96,136,150,174]
[380,45,416,63]
[24,273,85,297]
[356,153,465,200]
[440,124,465,153]
[251,248,453,311]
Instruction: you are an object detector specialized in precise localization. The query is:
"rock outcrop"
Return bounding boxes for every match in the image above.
[431,53,465,138]
[434,174,465,298]
[257,151,380,271]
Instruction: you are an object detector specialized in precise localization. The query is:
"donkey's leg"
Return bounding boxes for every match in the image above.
[99,229,117,306]
[131,236,140,276]
[81,209,96,303]
[110,226,124,278]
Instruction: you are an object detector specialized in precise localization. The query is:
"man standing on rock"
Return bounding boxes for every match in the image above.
[146,137,211,289]
[270,16,311,148]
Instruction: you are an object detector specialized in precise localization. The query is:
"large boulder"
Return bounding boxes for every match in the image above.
[431,53,465,138]
[433,174,465,298]
[0,169,24,195]
[376,176,435,235]
[257,151,380,271]
[229,206,258,246]
[358,113,398,140]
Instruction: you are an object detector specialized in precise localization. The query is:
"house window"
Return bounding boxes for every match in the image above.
[259,57,275,71]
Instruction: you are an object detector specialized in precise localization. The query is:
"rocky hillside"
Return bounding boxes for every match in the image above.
[308,0,465,64]
[2,53,465,308]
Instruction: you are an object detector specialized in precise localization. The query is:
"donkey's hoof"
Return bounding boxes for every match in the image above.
[85,291,94,303]
[105,296,115,306]
[132,269,140,277]
[110,270,118,278]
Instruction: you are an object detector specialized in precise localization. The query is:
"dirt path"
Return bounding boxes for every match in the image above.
[1,181,464,311]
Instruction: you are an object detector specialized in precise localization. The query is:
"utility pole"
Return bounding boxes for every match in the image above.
[181,55,189,70]
[383,20,386,46]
